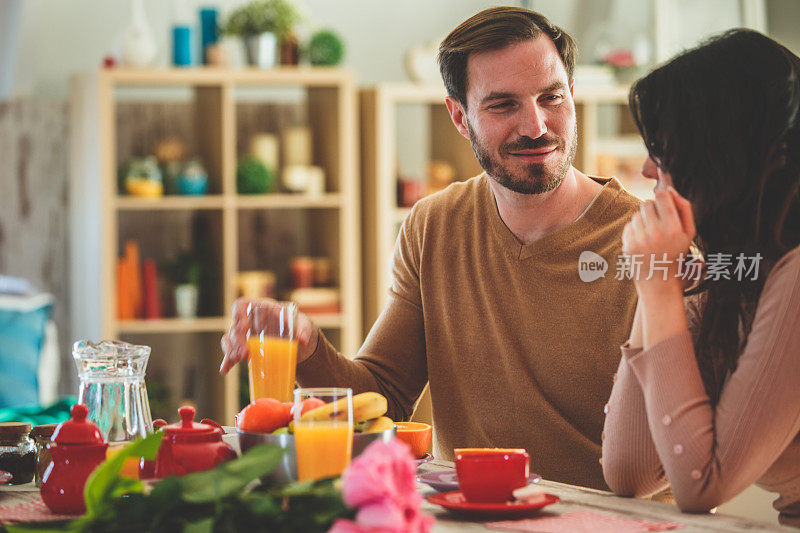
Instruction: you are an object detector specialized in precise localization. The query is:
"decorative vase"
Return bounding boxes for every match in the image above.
[244,32,277,68]
[121,0,157,67]
[280,33,300,65]
[199,8,219,64]
[175,284,198,319]
[177,159,208,195]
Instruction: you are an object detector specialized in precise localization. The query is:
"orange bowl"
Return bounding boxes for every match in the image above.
[395,421,432,459]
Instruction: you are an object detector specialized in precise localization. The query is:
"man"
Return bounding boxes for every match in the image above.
[221,7,640,490]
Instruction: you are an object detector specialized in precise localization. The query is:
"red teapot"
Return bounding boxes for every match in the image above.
[151,406,236,478]
[41,404,108,514]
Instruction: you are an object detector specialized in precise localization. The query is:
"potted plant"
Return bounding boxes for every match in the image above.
[222,0,302,68]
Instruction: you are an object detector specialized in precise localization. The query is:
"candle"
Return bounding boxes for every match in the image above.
[250,134,279,170]
[282,126,312,167]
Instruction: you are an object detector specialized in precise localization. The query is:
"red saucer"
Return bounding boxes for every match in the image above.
[426,490,559,518]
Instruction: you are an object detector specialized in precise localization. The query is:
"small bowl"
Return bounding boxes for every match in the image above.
[238,426,396,485]
[395,421,432,459]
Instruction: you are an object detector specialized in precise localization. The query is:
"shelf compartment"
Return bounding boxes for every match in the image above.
[234,85,346,196]
[237,208,342,294]
[114,85,225,196]
[117,209,224,320]
[120,331,227,423]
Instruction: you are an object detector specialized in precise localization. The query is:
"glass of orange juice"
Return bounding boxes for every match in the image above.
[247,301,298,403]
[293,387,353,482]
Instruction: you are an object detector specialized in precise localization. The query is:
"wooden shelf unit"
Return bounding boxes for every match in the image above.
[359,83,483,337]
[71,68,361,425]
[573,85,651,200]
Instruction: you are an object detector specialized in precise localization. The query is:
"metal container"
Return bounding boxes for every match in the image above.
[237,426,396,486]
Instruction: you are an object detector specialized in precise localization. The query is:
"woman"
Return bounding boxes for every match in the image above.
[601,29,800,527]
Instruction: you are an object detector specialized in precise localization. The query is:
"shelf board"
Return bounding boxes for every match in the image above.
[113,194,345,210]
[102,67,352,87]
[376,82,448,104]
[307,313,343,329]
[116,317,229,334]
[370,83,633,105]
[573,85,631,104]
[115,195,225,210]
[117,314,342,334]
[594,136,647,157]
[235,193,342,209]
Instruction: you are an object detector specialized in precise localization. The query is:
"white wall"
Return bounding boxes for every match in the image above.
[7,0,799,100]
[11,0,653,99]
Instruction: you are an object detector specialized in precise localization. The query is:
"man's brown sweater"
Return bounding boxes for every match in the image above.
[298,174,640,490]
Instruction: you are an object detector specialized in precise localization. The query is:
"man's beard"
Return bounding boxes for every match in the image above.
[467,120,577,195]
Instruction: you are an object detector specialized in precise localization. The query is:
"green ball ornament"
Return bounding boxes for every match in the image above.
[237,156,276,194]
[308,29,344,66]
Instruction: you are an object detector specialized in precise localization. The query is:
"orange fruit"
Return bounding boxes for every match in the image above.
[237,398,289,433]
[290,397,326,418]
[395,421,432,459]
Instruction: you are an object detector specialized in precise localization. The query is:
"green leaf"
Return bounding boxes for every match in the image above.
[148,475,182,502]
[4,522,76,533]
[240,492,281,517]
[183,517,215,533]
[83,432,164,515]
[271,477,340,498]
[178,444,284,503]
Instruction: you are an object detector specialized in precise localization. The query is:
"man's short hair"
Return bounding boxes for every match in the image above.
[438,7,577,108]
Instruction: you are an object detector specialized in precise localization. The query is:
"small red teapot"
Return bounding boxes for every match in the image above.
[151,406,236,478]
[41,404,108,514]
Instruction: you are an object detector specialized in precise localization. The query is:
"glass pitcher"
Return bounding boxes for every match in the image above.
[73,340,153,443]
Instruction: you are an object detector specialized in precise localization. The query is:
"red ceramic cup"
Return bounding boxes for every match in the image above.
[455,448,530,503]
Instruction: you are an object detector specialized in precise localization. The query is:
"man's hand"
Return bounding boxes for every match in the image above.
[219,298,319,374]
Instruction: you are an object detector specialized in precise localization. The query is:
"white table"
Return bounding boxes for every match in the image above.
[419,459,793,532]
[2,459,792,531]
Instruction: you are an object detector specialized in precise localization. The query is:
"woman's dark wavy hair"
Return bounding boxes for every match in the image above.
[629,29,800,406]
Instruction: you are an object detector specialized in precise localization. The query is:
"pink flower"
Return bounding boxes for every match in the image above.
[355,500,406,531]
[332,439,434,533]
[328,518,376,533]
[342,439,416,507]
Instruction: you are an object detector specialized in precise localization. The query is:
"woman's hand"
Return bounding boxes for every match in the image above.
[219,298,319,374]
[622,187,697,291]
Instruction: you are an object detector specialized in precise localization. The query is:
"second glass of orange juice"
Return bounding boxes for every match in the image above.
[247,301,298,403]
[293,387,353,482]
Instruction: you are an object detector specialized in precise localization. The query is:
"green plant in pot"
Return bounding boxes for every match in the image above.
[222,0,302,68]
